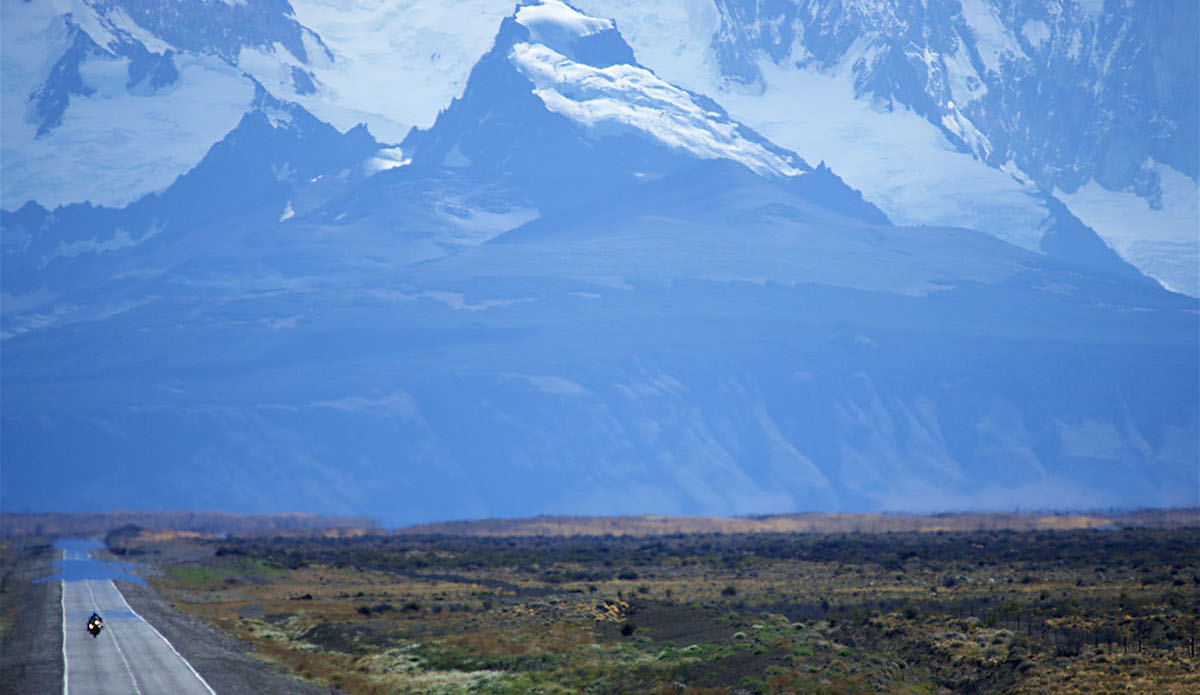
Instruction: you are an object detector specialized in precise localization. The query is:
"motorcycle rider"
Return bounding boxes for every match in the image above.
[87,612,103,638]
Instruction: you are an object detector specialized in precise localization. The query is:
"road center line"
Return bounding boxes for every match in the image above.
[85,579,144,695]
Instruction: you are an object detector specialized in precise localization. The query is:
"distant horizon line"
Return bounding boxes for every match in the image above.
[3,506,1197,539]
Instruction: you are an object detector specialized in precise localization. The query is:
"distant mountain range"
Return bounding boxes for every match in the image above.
[4,0,1195,294]
[2,1,1196,525]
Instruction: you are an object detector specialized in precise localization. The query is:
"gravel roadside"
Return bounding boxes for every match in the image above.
[0,544,64,694]
[114,578,330,695]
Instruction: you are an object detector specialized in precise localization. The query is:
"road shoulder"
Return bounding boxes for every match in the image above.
[0,543,64,693]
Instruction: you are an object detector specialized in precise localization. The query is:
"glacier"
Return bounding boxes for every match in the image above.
[574,0,1199,295]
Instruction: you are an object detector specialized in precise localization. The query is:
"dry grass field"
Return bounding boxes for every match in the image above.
[96,511,1200,695]
[398,509,1198,536]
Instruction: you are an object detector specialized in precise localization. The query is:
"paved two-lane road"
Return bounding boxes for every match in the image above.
[60,544,216,695]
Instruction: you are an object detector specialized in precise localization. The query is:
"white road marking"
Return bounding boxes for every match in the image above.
[109,580,218,695]
[85,580,144,695]
[61,555,69,695]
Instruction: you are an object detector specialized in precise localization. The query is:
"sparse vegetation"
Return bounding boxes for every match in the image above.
[105,514,1199,694]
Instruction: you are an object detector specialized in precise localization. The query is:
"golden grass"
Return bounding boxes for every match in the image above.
[397,509,1199,537]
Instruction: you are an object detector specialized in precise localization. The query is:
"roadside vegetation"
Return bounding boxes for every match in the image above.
[121,521,1198,694]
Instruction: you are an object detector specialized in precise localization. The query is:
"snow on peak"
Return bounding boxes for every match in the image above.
[508,41,804,178]
[365,146,411,174]
[515,1,615,53]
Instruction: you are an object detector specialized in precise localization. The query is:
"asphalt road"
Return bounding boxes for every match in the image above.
[61,546,216,695]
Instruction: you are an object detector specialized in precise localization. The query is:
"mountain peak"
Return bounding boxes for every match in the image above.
[399,0,807,194]
[513,0,621,62]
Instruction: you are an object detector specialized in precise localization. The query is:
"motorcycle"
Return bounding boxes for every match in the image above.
[87,613,103,638]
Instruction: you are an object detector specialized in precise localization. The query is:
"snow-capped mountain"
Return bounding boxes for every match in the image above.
[3,0,297,208]
[2,89,384,311]
[4,0,1195,292]
[405,3,805,182]
[1,1,1196,525]
[574,0,1200,295]
[2,0,888,311]
[708,0,1195,192]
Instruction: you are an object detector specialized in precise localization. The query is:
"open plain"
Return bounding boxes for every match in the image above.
[10,510,1179,694]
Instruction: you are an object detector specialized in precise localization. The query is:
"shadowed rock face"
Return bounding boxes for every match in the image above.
[1,2,1196,526]
[29,23,103,137]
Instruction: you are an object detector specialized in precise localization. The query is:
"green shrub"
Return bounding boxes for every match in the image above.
[165,565,220,584]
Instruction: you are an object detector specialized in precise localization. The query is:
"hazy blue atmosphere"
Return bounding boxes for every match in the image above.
[37,539,145,585]
[2,0,1196,527]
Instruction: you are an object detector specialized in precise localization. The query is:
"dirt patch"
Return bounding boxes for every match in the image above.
[675,649,780,688]
[629,601,741,645]
[299,619,403,654]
